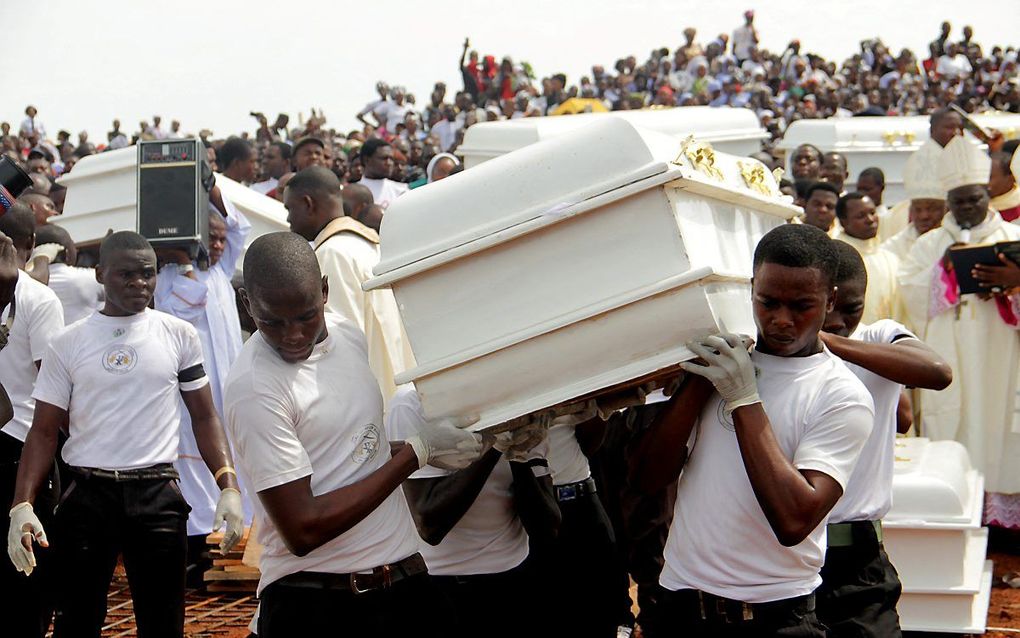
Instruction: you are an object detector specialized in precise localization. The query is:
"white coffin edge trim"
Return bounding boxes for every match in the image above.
[365,169,799,290]
[883,470,984,530]
[897,560,992,634]
[395,266,747,384]
[897,528,988,595]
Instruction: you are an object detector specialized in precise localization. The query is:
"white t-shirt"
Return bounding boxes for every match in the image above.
[384,104,410,133]
[223,314,419,594]
[830,320,916,523]
[659,347,874,603]
[32,309,207,469]
[732,24,757,60]
[385,386,529,576]
[250,178,277,195]
[547,419,592,486]
[0,271,64,441]
[47,263,103,325]
[358,177,409,210]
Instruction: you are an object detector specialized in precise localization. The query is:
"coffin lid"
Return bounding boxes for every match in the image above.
[370,117,796,286]
[775,111,1020,155]
[886,437,982,527]
[459,105,767,159]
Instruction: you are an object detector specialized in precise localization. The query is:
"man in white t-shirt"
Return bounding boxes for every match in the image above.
[0,206,64,638]
[385,385,559,638]
[224,232,483,637]
[731,10,759,63]
[7,231,244,638]
[34,223,103,324]
[815,241,952,638]
[632,224,874,637]
[544,411,635,638]
[356,81,392,129]
[358,139,409,210]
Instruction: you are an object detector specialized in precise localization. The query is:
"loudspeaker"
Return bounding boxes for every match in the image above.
[137,139,212,267]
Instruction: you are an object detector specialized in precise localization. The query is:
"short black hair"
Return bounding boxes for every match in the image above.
[805,180,841,202]
[857,167,885,186]
[34,223,75,256]
[836,191,869,219]
[832,239,868,287]
[270,141,292,161]
[822,151,847,169]
[991,151,1014,176]
[287,166,342,201]
[243,232,321,295]
[360,138,391,162]
[217,136,253,170]
[0,203,35,243]
[99,231,153,265]
[929,107,957,129]
[341,183,373,214]
[792,143,822,160]
[753,224,839,287]
[794,178,816,200]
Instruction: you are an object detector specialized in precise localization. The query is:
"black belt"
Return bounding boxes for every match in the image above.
[273,553,427,595]
[670,589,815,624]
[69,463,179,482]
[555,476,597,502]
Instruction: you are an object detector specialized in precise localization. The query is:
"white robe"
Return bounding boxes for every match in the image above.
[898,210,1020,493]
[836,234,901,325]
[155,201,254,535]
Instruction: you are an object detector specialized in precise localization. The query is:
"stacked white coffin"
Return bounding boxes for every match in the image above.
[364,118,800,431]
[459,106,768,169]
[883,437,992,633]
[54,146,288,258]
[776,111,1020,204]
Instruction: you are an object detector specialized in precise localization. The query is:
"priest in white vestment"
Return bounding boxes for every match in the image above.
[834,193,900,325]
[898,136,1020,529]
[155,192,254,542]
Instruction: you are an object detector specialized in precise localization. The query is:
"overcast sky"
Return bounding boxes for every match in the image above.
[4,0,1018,141]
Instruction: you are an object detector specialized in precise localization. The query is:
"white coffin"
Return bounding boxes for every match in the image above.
[882,437,990,633]
[896,560,992,634]
[365,118,799,431]
[54,147,288,263]
[459,106,768,169]
[776,111,1020,204]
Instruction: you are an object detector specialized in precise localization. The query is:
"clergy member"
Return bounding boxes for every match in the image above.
[880,108,963,242]
[834,193,901,325]
[898,135,1020,531]
[990,151,1020,223]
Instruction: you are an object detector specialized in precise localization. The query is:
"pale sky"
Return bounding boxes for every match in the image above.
[3,0,1018,142]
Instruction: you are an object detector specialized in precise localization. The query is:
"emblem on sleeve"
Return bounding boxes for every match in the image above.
[102,345,139,374]
[351,424,381,464]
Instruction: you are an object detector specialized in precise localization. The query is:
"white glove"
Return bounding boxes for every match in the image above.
[494,419,550,463]
[8,502,47,576]
[212,488,244,555]
[679,334,759,415]
[407,416,484,470]
[29,243,64,263]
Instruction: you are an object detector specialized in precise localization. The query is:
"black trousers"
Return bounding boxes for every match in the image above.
[537,489,625,638]
[257,571,450,637]
[645,589,827,638]
[431,560,534,638]
[0,432,59,638]
[51,473,190,638]
[816,523,903,638]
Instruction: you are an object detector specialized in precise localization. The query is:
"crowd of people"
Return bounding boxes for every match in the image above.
[1,13,1020,638]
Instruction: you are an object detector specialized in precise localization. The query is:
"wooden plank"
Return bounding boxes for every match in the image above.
[204,570,261,582]
[223,565,260,573]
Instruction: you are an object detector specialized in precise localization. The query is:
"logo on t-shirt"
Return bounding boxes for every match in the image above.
[351,424,381,464]
[716,399,736,433]
[102,345,138,375]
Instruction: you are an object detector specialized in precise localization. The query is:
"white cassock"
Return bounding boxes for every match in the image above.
[155,200,254,535]
[878,200,910,243]
[312,216,416,405]
[836,234,901,325]
[882,225,920,262]
[898,210,1020,495]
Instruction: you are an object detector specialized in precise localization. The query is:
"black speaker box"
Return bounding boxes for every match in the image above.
[137,139,212,266]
